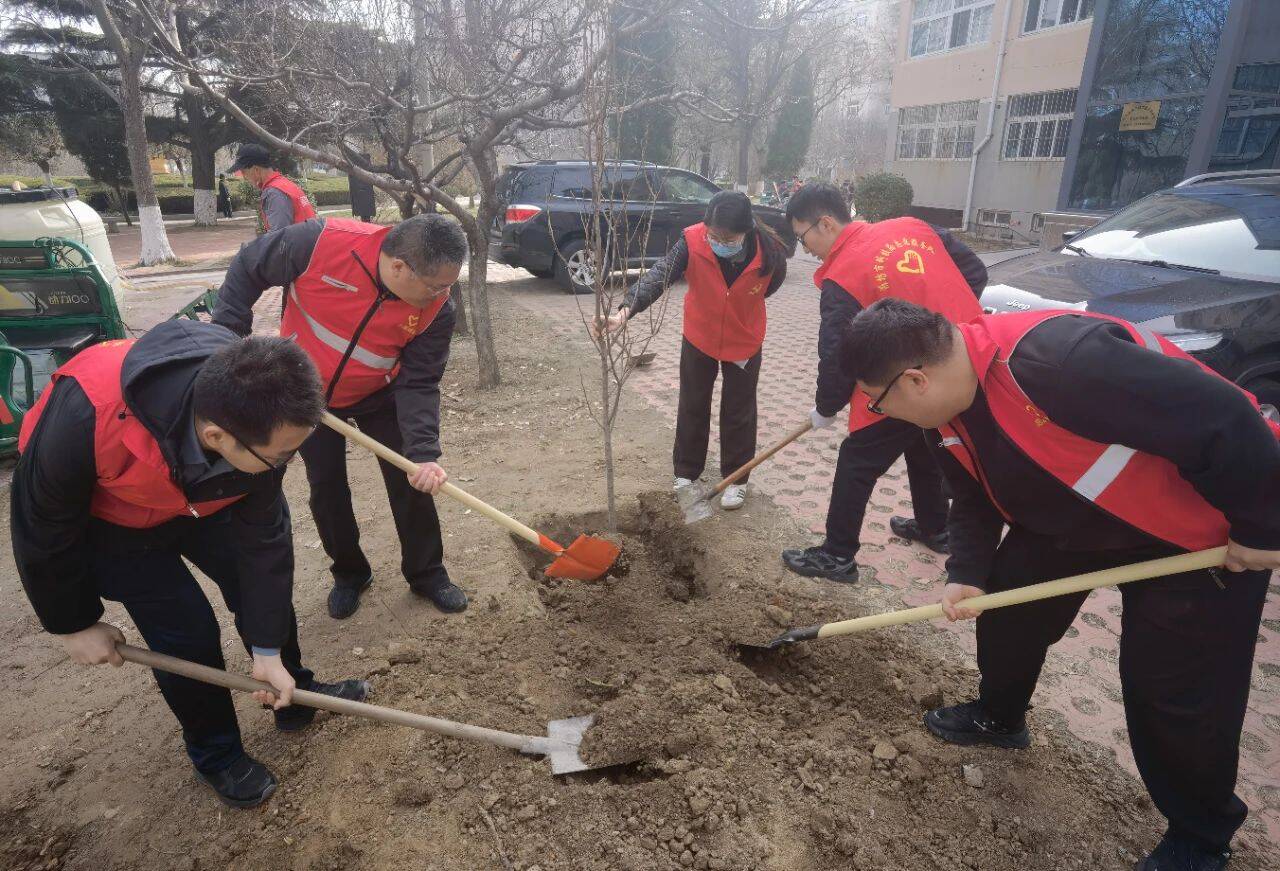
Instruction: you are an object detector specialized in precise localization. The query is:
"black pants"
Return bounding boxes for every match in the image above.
[673,338,761,481]
[300,398,446,590]
[976,526,1268,851]
[822,417,948,558]
[90,513,313,775]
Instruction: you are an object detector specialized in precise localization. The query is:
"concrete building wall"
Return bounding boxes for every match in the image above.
[884,0,1092,238]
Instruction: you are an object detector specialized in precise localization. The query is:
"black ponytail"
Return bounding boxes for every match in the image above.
[704,190,784,278]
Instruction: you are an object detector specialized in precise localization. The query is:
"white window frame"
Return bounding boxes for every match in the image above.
[1023,0,1094,34]
[897,100,980,160]
[909,0,995,59]
[1003,89,1077,161]
[977,209,1012,227]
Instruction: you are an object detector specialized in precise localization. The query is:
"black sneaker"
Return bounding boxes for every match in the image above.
[1135,834,1231,871]
[195,753,277,808]
[925,699,1031,749]
[275,679,371,732]
[781,546,860,583]
[890,516,950,554]
[409,575,468,613]
[327,576,372,620]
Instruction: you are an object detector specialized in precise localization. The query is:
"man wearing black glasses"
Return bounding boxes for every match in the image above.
[839,298,1280,871]
[10,320,366,809]
[781,183,988,583]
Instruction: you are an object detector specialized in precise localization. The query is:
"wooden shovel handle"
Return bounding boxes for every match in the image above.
[814,546,1228,641]
[321,412,550,550]
[117,644,549,754]
[713,419,813,494]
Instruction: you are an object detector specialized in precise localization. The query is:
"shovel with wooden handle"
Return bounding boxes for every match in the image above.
[737,547,1228,655]
[117,644,611,775]
[679,419,814,524]
[321,412,620,581]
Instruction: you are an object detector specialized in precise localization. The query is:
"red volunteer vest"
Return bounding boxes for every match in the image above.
[815,218,983,432]
[681,224,772,361]
[260,172,317,231]
[18,340,242,529]
[279,218,449,408]
[940,310,1280,551]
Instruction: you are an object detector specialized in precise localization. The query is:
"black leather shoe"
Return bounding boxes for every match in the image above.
[327,576,372,620]
[275,679,371,732]
[195,753,277,808]
[410,576,468,613]
[1135,834,1231,870]
[925,699,1031,749]
[781,546,860,583]
[890,516,950,554]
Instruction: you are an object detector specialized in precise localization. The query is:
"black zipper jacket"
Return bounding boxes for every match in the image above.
[10,320,297,648]
[933,315,1280,588]
[212,218,455,462]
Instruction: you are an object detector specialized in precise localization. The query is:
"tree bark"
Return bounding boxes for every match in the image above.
[465,226,500,388]
[185,96,217,226]
[451,280,470,336]
[91,0,174,264]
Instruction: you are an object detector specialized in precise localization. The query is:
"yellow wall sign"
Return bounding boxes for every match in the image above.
[1119,101,1161,132]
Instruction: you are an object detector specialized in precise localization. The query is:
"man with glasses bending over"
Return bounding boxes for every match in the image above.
[781,183,989,582]
[10,320,366,808]
[213,214,468,620]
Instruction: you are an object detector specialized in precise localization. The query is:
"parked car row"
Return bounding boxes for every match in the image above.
[491,161,1280,417]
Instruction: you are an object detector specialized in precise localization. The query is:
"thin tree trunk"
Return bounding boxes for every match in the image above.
[451,280,470,336]
[465,230,500,388]
[601,362,616,532]
[186,97,217,226]
[91,0,174,264]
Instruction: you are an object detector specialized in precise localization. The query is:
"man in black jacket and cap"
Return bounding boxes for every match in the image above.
[10,320,367,808]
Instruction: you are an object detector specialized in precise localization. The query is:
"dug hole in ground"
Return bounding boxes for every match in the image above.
[0,273,1273,871]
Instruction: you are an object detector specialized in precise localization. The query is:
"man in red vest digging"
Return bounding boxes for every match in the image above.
[781,183,987,582]
[840,299,1280,871]
[10,321,367,808]
[228,143,318,232]
[213,214,469,620]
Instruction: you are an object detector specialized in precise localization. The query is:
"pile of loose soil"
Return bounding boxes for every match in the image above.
[2,276,1273,870]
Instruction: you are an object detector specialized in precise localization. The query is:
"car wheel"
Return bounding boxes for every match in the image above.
[555,240,598,295]
[1244,377,1280,423]
[526,266,555,279]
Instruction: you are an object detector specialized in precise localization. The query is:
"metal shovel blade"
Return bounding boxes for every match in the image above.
[676,480,716,525]
[733,624,821,658]
[542,713,596,774]
[545,534,621,581]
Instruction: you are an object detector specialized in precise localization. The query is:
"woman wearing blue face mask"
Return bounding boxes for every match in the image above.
[599,190,789,510]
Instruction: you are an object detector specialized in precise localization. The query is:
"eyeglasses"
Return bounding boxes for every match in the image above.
[218,422,305,472]
[797,222,819,248]
[867,364,923,415]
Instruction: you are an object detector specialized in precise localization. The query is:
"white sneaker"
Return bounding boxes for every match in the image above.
[720,484,747,510]
[673,477,695,491]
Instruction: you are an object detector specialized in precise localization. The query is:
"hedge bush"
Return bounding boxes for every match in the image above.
[852,172,914,222]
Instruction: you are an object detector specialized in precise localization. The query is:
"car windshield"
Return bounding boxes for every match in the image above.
[1066,191,1280,282]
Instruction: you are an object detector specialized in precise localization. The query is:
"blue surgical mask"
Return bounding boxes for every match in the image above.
[710,239,744,258]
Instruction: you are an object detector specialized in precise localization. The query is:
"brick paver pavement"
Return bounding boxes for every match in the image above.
[508,255,1280,848]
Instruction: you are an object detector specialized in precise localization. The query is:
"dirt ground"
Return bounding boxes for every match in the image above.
[1,280,1275,871]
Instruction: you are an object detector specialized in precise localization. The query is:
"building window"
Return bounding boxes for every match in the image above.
[1031,213,1045,232]
[897,100,980,159]
[1003,89,1077,160]
[1023,0,1094,34]
[909,0,994,58]
[977,209,1012,227]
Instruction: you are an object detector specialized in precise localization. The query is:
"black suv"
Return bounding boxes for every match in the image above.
[489,160,796,293]
[982,171,1280,418]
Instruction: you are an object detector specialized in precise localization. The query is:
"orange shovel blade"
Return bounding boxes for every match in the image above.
[545,534,621,581]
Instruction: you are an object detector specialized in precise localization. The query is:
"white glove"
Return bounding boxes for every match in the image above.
[810,408,837,430]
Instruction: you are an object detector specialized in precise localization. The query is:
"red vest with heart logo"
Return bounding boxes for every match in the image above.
[260,172,317,231]
[280,218,450,408]
[938,310,1280,550]
[681,224,772,361]
[18,340,244,528]
[814,218,983,432]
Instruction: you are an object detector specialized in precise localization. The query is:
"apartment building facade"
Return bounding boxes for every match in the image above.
[884,0,1095,241]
